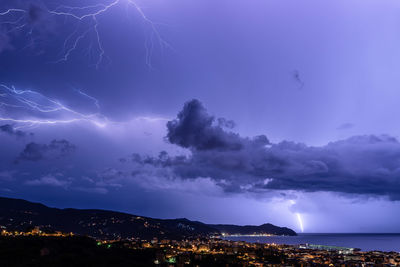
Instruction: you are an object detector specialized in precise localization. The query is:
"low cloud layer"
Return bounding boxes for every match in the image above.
[16,139,76,163]
[125,100,400,200]
[25,173,71,187]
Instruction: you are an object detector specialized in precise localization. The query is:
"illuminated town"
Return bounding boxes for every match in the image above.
[1,228,399,266]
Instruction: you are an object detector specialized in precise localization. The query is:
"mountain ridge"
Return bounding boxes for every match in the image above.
[0,196,297,239]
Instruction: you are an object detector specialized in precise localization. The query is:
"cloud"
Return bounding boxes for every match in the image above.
[0,124,32,138]
[337,123,355,130]
[124,99,400,201]
[166,99,269,151]
[74,186,108,194]
[25,174,71,187]
[0,171,14,182]
[95,168,124,189]
[217,118,236,129]
[16,139,76,163]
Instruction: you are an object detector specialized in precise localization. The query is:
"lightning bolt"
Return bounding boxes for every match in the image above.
[0,83,109,128]
[0,0,170,69]
[289,200,305,233]
[75,88,100,109]
[0,83,169,129]
[0,2,170,128]
[0,9,26,16]
[296,213,304,233]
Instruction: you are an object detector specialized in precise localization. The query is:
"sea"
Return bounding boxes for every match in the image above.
[222,233,400,252]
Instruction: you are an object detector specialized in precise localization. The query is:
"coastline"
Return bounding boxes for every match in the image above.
[222,233,400,252]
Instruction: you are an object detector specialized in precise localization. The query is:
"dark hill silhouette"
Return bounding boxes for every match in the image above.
[0,197,296,239]
[210,223,297,236]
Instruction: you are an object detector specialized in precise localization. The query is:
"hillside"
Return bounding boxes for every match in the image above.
[0,197,296,239]
[211,223,297,236]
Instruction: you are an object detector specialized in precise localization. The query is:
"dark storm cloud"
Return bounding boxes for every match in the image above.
[125,100,400,200]
[16,139,76,162]
[166,99,269,151]
[0,124,32,138]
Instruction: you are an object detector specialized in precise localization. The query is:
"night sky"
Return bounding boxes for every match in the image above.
[1,0,400,233]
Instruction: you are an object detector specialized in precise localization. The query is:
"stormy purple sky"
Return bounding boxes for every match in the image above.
[1,0,400,233]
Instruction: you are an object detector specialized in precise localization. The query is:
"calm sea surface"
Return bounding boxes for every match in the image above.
[223,233,400,252]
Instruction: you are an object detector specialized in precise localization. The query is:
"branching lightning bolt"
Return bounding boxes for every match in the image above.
[0,83,169,129]
[0,1,170,128]
[75,88,100,109]
[0,0,170,69]
[0,83,109,128]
